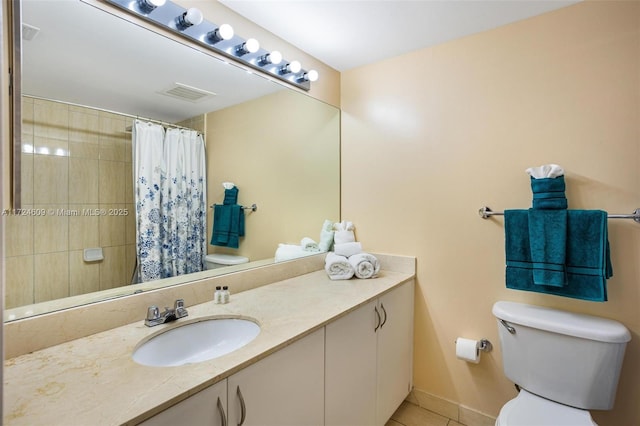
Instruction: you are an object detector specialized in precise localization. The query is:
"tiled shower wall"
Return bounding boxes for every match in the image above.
[4,97,136,308]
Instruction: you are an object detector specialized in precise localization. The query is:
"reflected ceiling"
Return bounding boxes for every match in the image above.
[22,0,281,122]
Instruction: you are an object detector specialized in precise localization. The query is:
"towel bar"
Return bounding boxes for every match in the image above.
[479,206,640,223]
[211,203,257,212]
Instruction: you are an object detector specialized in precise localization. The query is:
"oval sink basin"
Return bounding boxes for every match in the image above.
[133,318,260,367]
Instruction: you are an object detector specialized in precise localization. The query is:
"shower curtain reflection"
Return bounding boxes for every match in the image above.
[132,120,207,283]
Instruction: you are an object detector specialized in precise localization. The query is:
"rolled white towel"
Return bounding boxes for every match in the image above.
[348,253,380,279]
[318,219,334,252]
[334,241,362,257]
[301,237,320,252]
[275,244,313,262]
[334,230,355,245]
[324,252,355,280]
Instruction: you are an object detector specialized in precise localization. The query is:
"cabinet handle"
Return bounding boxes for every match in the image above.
[217,396,227,426]
[374,306,381,332]
[236,385,246,426]
[380,303,387,329]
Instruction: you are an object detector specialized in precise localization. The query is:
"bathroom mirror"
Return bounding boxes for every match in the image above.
[4,0,340,321]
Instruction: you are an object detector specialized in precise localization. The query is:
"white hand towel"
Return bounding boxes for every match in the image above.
[525,164,564,179]
[334,230,356,245]
[348,253,380,279]
[318,219,334,252]
[324,252,355,280]
[301,237,320,252]
[333,220,354,231]
[334,242,363,257]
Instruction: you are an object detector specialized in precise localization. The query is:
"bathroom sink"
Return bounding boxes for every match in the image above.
[133,318,260,367]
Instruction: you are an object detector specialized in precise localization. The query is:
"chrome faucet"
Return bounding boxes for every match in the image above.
[145,299,188,327]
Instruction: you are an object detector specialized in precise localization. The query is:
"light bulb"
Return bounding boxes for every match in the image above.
[217,24,234,40]
[289,60,302,73]
[245,38,260,53]
[208,24,234,43]
[259,50,283,66]
[306,70,319,82]
[281,60,302,75]
[139,0,166,11]
[236,38,260,55]
[176,7,203,29]
[185,8,203,25]
[267,50,283,65]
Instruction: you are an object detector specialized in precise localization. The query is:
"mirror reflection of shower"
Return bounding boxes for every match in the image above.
[5,0,339,321]
[131,119,207,284]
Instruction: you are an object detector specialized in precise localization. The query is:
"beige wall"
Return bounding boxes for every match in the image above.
[206,90,340,261]
[341,1,639,424]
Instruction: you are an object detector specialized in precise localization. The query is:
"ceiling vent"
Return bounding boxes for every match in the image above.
[159,82,217,103]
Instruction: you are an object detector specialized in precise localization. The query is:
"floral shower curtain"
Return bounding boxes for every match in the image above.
[132,120,207,283]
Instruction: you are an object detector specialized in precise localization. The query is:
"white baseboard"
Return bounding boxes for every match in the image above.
[408,388,496,426]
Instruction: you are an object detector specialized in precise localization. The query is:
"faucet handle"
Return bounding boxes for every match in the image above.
[146,306,160,322]
[174,299,188,318]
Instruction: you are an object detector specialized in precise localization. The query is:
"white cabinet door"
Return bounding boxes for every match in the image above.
[376,280,415,425]
[227,328,325,426]
[325,299,378,426]
[139,379,228,426]
[325,280,415,426]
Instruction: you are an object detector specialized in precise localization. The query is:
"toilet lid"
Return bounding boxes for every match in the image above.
[205,254,249,265]
[496,390,597,426]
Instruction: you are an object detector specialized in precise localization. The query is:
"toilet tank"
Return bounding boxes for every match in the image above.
[493,301,630,410]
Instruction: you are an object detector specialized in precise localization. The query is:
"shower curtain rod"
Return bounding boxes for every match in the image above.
[26,95,198,132]
[128,117,198,133]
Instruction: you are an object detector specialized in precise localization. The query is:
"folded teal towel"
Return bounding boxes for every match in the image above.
[211,204,245,249]
[528,209,567,287]
[223,187,239,205]
[530,176,567,209]
[505,209,612,302]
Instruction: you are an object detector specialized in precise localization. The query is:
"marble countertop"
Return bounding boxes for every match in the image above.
[4,268,414,426]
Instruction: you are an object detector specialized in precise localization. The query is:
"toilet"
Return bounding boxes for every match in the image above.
[492,301,631,426]
[204,253,249,270]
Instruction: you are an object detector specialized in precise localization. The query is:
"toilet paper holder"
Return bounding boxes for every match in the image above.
[478,339,493,353]
[455,337,493,363]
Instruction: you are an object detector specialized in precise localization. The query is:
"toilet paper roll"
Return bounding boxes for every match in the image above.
[456,337,480,363]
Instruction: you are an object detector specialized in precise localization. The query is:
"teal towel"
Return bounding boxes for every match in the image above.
[530,176,567,209]
[223,187,239,205]
[528,209,567,287]
[210,204,245,249]
[504,209,612,302]
[566,210,612,280]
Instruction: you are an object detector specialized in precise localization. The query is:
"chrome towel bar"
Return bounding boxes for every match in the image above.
[211,203,258,212]
[479,206,640,223]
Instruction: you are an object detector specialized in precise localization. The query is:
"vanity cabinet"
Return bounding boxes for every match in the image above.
[227,327,325,426]
[138,281,412,426]
[140,328,324,426]
[139,380,228,426]
[325,280,414,426]
[376,280,415,423]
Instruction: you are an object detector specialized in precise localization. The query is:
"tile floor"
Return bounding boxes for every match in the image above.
[386,401,465,426]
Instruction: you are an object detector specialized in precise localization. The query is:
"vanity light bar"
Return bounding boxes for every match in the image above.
[103,0,316,91]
